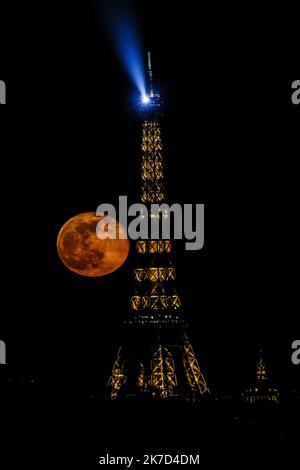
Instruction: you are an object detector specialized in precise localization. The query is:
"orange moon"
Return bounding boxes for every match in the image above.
[57,212,129,277]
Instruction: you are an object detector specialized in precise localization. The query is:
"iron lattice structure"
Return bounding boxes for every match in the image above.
[108,56,209,400]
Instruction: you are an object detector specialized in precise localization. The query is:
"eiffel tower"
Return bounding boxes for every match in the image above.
[108,53,209,400]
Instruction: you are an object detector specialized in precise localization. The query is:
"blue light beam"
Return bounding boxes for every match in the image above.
[102,1,147,98]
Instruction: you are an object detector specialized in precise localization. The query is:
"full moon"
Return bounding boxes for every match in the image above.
[57,212,129,277]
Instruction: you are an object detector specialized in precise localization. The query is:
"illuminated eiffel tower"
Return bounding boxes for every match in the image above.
[108,53,209,400]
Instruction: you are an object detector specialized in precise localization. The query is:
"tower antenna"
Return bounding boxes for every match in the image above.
[147,51,154,95]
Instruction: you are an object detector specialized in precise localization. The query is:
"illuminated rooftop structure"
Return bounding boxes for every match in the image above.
[256,349,268,381]
[242,349,279,404]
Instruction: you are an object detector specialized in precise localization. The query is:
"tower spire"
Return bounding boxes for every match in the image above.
[242,347,279,403]
[140,52,161,110]
[256,347,268,381]
[147,51,154,95]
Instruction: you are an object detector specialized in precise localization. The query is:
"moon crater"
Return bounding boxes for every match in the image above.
[57,212,129,277]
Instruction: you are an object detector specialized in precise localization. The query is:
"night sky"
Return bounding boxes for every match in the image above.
[1,0,299,399]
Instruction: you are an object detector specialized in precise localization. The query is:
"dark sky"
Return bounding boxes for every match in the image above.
[0,0,299,395]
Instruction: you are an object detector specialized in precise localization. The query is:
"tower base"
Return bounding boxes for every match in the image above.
[108,327,210,400]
